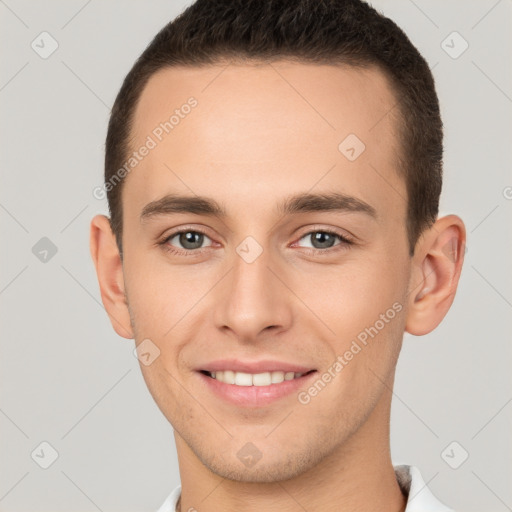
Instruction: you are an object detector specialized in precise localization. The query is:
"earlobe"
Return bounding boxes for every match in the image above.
[405,215,466,336]
[89,214,134,339]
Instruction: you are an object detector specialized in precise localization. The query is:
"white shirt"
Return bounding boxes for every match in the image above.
[155,464,454,511]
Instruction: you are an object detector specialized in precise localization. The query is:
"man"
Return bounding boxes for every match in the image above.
[90,0,465,510]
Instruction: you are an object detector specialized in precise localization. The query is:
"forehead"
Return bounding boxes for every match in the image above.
[125,61,405,226]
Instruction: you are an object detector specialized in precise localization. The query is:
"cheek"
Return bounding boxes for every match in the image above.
[123,250,218,346]
[122,254,177,336]
[294,257,404,334]
[295,254,408,383]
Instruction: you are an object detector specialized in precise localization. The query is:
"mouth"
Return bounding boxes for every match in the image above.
[196,367,318,407]
[199,369,316,386]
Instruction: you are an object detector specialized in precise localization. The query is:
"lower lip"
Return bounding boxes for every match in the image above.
[197,371,317,407]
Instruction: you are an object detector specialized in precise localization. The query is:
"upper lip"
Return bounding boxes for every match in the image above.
[198,359,316,374]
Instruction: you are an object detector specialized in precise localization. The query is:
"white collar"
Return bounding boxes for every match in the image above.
[156,464,454,512]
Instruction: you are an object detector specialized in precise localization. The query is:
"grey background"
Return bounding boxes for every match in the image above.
[1,1,511,511]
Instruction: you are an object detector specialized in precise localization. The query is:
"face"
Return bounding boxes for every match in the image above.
[117,62,414,481]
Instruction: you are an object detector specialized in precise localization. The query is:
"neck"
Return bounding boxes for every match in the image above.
[173,383,406,512]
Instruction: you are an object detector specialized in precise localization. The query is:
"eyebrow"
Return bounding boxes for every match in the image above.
[140,192,377,222]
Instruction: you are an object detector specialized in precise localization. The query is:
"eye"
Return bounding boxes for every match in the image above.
[295,229,354,252]
[160,229,213,255]
[158,227,354,257]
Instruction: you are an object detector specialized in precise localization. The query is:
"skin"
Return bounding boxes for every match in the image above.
[90,61,465,512]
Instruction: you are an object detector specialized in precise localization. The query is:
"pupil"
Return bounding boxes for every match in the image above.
[180,231,203,249]
[312,232,334,249]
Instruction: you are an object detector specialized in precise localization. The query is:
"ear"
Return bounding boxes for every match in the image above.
[89,214,133,339]
[405,214,466,336]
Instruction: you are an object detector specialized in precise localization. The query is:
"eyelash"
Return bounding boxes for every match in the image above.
[158,227,355,257]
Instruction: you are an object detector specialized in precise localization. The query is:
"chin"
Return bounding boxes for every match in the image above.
[206,461,308,484]
[196,445,325,484]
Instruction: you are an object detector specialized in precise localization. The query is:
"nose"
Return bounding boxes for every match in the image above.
[214,244,293,342]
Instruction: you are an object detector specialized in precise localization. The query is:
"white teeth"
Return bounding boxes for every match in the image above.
[208,370,306,386]
[234,372,252,386]
[271,372,285,384]
[252,372,272,386]
[223,370,235,384]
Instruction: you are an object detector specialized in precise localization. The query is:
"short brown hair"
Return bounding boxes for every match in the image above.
[105,0,443,257]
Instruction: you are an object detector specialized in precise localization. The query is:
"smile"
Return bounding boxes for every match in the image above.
[197,369,318,407]
[202,369,315,386]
